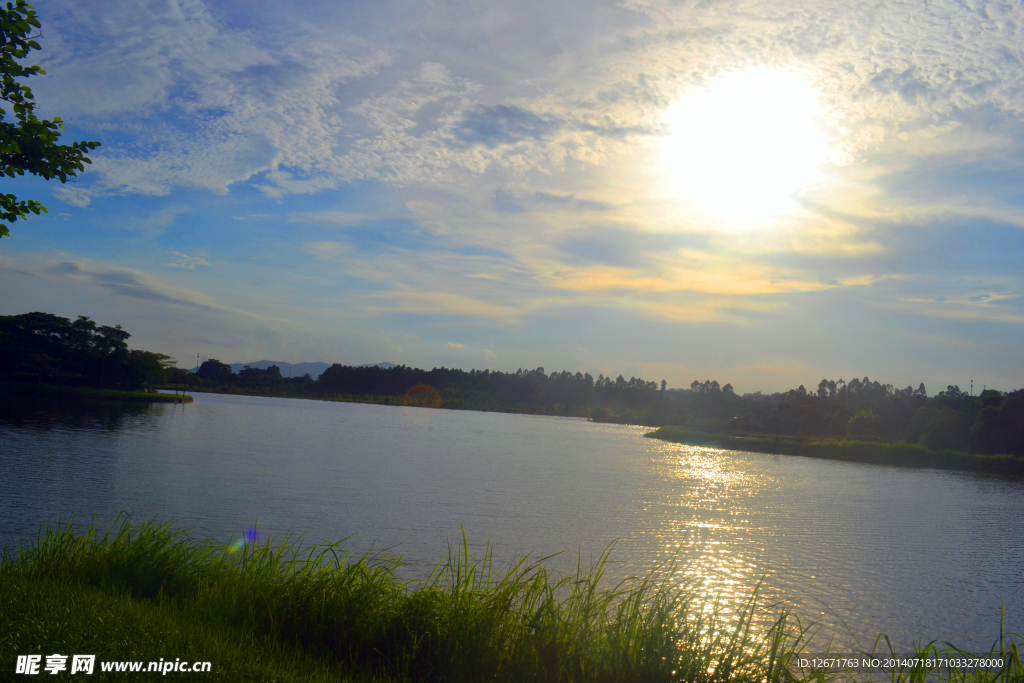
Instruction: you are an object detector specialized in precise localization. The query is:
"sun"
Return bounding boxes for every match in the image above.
[661,71,827,220]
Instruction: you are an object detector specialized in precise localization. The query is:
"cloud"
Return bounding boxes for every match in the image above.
[123,205,192,237]
[374,330,422,365]
[303,241,352,261]
[36,260,224,310]
[864,68,938,105]
[447,342,465,348]
[289,211,371,227]
[556,226,708,268]
[27,0,1024,213]
[10,0,1024,394]
[33,1,664,201]
[164,251,211,270]
[493,190,613,213]
[545,263,833,298]
[52,186,92,208]
[451,104,655,151]
[0,252,375,369]
[453,105,564,148]
[37,0,391,197]
[367,288,522,319]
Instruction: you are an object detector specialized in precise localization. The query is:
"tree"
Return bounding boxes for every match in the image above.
[1,1,100,237]
[0,311,174,389]
[94,323,129,387]
[197,359,234,385]
[102,349,173,389]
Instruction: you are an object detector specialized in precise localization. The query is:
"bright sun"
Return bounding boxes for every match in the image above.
[661,71,827,219]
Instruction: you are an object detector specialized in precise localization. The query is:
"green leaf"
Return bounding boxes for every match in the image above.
[0,1,100,240]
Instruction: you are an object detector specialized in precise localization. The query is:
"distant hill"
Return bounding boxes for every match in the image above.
[203,360,398,379]
[225,360,332,379]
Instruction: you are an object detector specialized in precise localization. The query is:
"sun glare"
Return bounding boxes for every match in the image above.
[661,71,826,220]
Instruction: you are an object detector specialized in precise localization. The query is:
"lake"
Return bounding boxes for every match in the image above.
[2,391,1022,653]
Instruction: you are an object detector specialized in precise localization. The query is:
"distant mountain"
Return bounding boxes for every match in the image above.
[202,360,399,379]
[226,360,332,379]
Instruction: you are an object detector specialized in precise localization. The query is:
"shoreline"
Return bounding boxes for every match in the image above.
[645,426,1024,476]
[3,383,193,404]
[156,385,587,417]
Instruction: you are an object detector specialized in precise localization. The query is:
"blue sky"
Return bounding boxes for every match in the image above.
[3,0,1023,392]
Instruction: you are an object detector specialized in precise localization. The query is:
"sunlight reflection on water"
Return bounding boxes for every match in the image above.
[2,393,1023,653]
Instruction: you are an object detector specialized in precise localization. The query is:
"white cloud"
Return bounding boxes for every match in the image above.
[31,259,225,311]
[52,186,92,208]
[27,0,1024,211]
[36,0,390,197]
[164,251,211,270]
[289,211,371,227]
[14,0,1024,391]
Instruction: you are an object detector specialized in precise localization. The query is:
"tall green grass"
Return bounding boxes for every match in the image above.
[2,516,1022,682]
[0,574,356,682]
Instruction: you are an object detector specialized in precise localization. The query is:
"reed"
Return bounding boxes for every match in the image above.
[2,516,1021,682]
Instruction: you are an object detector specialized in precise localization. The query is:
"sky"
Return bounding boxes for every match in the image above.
[2,0,1023,393]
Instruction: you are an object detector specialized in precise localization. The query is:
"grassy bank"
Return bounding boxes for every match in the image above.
[0,574,348,681]
[3,518,1021,682]
[645,426,1024,476]
[2,382,193,403]
[0,518,803,682]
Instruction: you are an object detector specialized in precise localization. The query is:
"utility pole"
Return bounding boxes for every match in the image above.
[971,378,973,397]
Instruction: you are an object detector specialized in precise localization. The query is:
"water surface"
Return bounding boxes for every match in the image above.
[2,391,1021,652]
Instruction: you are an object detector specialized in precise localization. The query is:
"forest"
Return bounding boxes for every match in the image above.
[179,355,1024,458]
[3,311,1022,457]
[0,312,173,391]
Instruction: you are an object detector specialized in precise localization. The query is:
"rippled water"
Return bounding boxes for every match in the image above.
[2,391,1022,652]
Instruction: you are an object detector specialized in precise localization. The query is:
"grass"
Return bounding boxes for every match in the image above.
[2,382,193,403]
[1,516,1021,682]
[645,426,1024,477]
[0,574,358,681]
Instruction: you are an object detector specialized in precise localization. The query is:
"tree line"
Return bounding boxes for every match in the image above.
[182,358,673,420]
[0,312,173,390]
[5,312,1021,456]
[185,360,1022,456]
[682,376,1023,457]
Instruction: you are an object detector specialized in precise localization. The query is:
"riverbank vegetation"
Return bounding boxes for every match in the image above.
[0,312,175,391]
[1,382,192,403]
[645,427,1024,476]
[3,517,1020,682]
[183,359,1024,465]
[642,378,1024,474]
[6,311,1023,469]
